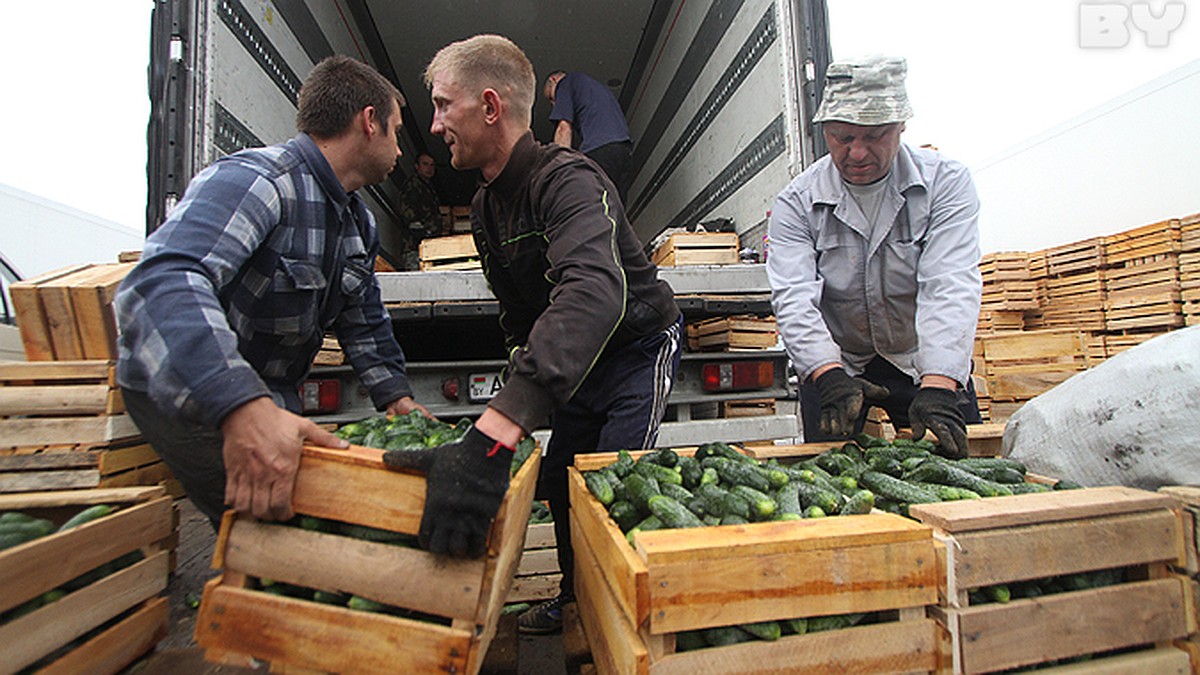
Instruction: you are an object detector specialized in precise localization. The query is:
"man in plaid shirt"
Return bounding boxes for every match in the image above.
[116,55,428,528]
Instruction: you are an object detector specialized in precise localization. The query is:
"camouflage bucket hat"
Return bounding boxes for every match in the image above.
[812,55,913,125]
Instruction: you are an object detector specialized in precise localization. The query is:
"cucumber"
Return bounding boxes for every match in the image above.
[783,618,808,636]
[983,584,1011,603]
[864,445,933,463]
[0,511,37,525]
[719,513,749,526]
[840,489,875,515]
[807,612,865,632]
[696,483,750,520]
[802,505,827,518]
[337,523,413,544]
[854,433,891,448]
[910,482,980,501]
[728,485,777,521]
[866,456,904,478]
[648,495,705,529]
[816,451,861,477]
[660,482,694,504]
[859,471,940,504]
[791,479,843,515]
[832,474,860,497]
[632,460,683,487]
[774,483,803,517]
[1006,481,1052,494]
[835,441,865,462]
[348,595,387,613]
[608,501,641,533]
[739,620,781,641]
[0,518,55,550]
[57,504,114,532]
[638,448,679,468]
[1054,479,1085,490]
[686,497,708,518]
[585,471,616,506]
[954,464,1026,484]
[675,631,707,652]
[695,442,757,465]
[709,458,771,492]
[702,626,754,646]
[904,460,1014,497]
[760,466,791,490]
[955,457,1027,474]
[625,515,664,545]
[313,590,350,605]
[676,455,703,489]
[699,466,719,487]
[611,449,636,479]
[623,473,662,514]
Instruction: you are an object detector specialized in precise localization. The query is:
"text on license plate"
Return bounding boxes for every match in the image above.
[468,372,504,402]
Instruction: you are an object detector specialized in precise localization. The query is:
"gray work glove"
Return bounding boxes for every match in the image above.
[908,387,968,459]
[814,368,890,438]
[382,426,512,558]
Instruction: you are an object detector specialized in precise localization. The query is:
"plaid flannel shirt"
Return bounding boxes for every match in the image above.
[116,134,412,428]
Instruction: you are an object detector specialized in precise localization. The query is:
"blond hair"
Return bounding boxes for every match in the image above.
[425,34,535,125]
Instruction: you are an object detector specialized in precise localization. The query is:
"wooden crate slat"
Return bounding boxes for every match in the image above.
[0,383,115,416]
[574,533,650,675]
[195,580,474,674]
[68,263,134,360]
[0,450,101,471]
[979,329,1086,362]
[944,578,1188,674]
[8,264,94,361]
[97,461,175,489]
[35,596,169,675]
[98,442,160,475]
[0,414,139,447]
[652,233,738,267]
[0,359,115,383]
[0,468,101,493]
[291,445,425,535]
[0,552,169,673]
[907,485,1173,533]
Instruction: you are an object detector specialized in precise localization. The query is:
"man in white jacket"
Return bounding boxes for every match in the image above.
[767,55,983,457]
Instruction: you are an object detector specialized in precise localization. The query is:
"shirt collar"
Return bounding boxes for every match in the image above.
[485,131,538,196]
[293,133,352,211]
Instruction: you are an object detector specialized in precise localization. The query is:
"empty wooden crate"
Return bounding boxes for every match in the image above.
[651,233,739,267]
[9,263,135,362]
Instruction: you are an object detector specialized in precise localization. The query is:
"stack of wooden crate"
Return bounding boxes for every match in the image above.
[0,486,178,673]
[1180,213,1200,326]
[911,486,1194,673]
[568,450,944,675]
[194,443,541,673]
[508,517,561,604]
[977,252,1038,333]
[685,315,779,418]
[418,233,480,271]
[1024,237,1107,333]
[651,232,739,267]
[1101,218,1183,339]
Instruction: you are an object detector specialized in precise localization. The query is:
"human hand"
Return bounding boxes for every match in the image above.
[386,396,433,420]
[220,397,349,521]
[908,386,968,458]
[381,426,512,558]
[814,368,890,437]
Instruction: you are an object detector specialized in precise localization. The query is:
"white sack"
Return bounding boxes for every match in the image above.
[1002,325,1200,489]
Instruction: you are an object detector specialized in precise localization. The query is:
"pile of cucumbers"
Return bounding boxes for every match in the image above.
[334,411,537,476]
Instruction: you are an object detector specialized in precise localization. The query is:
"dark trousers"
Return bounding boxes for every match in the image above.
[585,141,633,207]
[540,317,683,597]
[798,356,982,442]
[123,388,228,529]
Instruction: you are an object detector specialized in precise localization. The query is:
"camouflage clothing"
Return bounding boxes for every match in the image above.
[398,173,441,249]
[813,55,913,126]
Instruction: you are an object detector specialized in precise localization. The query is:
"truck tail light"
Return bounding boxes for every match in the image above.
[300,379,341,414]
[701,361,774,392]
[442,377,460,401]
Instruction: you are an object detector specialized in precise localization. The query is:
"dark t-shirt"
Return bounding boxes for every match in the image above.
[548,72,631,153]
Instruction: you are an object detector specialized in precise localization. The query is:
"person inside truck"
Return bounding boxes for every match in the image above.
[397,152,443,269]
[543,69,633,204]
[115,55,430,530]
[767,55,983,458]
[382,34,681,634]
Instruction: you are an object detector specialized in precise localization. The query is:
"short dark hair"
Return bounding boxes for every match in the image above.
[297,55,405,138]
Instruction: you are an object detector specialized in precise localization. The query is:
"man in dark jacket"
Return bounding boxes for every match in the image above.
[387,34,681,634]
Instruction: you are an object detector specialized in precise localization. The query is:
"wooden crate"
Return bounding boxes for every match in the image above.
[0,439,180,497]
[685,315,776,351]
[1182,213,1200,252]
[1103,255,1183,331]
[569,452,942,675]
[978,252,1031,281]
[419,234,480,271]
[0,486,175,674]
[976,309,1027,333]
[507,520,561,603]
[980,280,1039,311]
[1042,237,1104,277]
[194,443,541,674]
[910,486,1192,674]
[0,360,142,451]
[1034,269,1107,331]
[651,233,739,267]
[720,398,776,418]
[9,263,135,362]
[1103,218,1182,268]
[311,335,344,366]
[977,330,1092,402]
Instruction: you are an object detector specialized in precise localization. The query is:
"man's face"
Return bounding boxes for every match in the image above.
[430,73,488,171]
[822,121,904,185]
[366,99,403,186]
[415,154,436,180]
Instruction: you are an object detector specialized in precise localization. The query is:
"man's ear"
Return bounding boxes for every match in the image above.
[361,105,380,136]
[481,89,502,125]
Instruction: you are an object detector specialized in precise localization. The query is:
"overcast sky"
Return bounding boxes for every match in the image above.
[0,1,1195,241]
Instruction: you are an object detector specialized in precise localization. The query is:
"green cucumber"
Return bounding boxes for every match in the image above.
[739,620,781,641]
[57,504,114,532]
[695,483,750,520]
[791,479,843,515]
[807,612,865,632]
[660,482,694,504]
[774,483,803,517]
[728,485,777,521]
[0,518,55,550]
[708,458,771,492]
[638,448,679,468]
[840,490,875,515]
[623,473,662,514]
[676,455,703,489]
[632,460,683,487]
[585,471,616,506]
[702,626,754,646]
[859,471,940,504]
[904,460,1013,497]
[610,449,636,479]
[802,505,827,518]
[909,482,981,501]
[608,501,642,533]
[719,513,749,526]
[647,495,705,529]
[1006,481,1052,494]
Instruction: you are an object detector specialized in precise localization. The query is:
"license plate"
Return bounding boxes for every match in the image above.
[468,372,504,402]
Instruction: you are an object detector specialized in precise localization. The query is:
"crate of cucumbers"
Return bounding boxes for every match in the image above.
[194,411,541,675]
[0,485,175,674]
[569,442,945,675]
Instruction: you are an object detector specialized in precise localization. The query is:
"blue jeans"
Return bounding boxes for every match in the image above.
[540,316,683,597]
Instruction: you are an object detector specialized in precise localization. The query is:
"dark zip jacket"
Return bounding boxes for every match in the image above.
[472,132,679,432]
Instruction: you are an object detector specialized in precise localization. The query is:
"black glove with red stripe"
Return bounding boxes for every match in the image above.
[382,426,512,558]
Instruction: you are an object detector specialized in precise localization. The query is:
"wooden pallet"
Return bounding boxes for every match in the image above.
[508,520,561,603]
[910,486,1191,674]
[194,443,541,674]
[1182,213,1200,252]
[977,330,1092,402]
[569,452,942,675]
[980,280,1039,311]
[1042,237,1104,277]
[978,251,1032,281]
[976,309,1027,333]
[9,263,135,361]
[1103,219,1182,268]
[0,486,175,674]
[685,315,776,351]
[651,233,739,267]
[419,234,480,271]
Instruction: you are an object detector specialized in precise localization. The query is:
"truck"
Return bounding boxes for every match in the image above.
[145,0,832,446]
